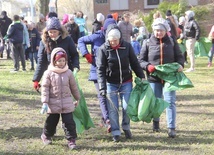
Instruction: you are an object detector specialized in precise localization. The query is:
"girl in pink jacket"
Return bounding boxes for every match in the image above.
[40,47,80,150]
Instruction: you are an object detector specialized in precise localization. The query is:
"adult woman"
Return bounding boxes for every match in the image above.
[78,18,116,132]
[64,14,80,46]
[96,24,145,142]
[33,17,79,90]
[74,11,86,37]
[138,18,184,138]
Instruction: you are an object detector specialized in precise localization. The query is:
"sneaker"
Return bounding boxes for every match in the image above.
[112,135,120,142]
[123,130,132,139]
[153,121,160,132]
[185,68,194,72]
[41,133,52,145]
[30,67,34,71]
[168,128,176,138]
[207,62,212,67]
[10,69,18,73]
[22,69,27,72]
[68,139,76,150]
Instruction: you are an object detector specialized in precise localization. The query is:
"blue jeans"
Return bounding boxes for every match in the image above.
[29,52,38,69]
[106,82,132,136]
[94,81,108,121]
[208,43,214,63]
[150,82,176,129]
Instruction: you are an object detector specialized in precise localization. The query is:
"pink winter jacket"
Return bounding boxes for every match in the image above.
[41,48,80,114]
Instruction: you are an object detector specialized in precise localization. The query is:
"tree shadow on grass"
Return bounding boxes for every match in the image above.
[0,127,42,140]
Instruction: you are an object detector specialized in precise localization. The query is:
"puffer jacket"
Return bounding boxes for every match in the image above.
[183,17,200,40]
[138,33,184,83]
[41,48,80,114]
[96,24,145,95]
[78,30,105,81]
[118,21,133,43]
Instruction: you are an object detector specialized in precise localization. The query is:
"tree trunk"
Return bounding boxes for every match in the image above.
[35,0,49,17]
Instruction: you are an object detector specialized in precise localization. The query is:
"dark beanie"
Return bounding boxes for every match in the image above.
[103,18,116,31]
[166,10,172,16]
[46,17,61,31]
[1,11,7,17]
[106,14,113,19]
[47,12,58,18]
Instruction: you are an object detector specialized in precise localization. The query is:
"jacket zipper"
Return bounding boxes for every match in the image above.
[116,49,122,83]
[160,39,164,84]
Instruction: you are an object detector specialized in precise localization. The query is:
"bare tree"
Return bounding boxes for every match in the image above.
[35,0,49,17]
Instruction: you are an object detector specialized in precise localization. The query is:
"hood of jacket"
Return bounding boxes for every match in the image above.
[105,24,123,46]
[48,47,68,73]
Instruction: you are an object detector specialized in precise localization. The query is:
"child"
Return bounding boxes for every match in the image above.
[131,36,141,57]
[40,47,80,149]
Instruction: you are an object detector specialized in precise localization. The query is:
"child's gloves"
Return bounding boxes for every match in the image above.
[147,65,156,73]
[40,103,48,114]
[84,53,92,64]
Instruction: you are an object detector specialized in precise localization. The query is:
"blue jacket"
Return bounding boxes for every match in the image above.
[7,21,23,44]
[131,40,141,55]
[78,30,105,81]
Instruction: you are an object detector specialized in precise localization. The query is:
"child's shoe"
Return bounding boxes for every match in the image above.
[207,62,212,67]
[41,133,52,145]
[68,139,76,150]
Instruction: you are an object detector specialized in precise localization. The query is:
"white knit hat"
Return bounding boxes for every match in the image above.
[96,13,105,22]
[107,29,121,40]
[152,18,170,32]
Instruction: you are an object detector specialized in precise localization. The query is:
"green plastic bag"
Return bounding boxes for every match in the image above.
[127,77,169,123]
[152,63,194,92]
[194,37,212,57]
[72,71,95,134]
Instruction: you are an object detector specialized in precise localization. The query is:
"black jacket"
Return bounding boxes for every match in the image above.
[33,27,79,82]
[7,22,23,44]
[184,18,200,40]
[64,22,80,44]
[0,16,12,37]
[96,25,145,95]
[28,28,41,52]
[138,34,184,83]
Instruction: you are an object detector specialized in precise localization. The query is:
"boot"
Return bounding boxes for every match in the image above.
[153,121,160,132]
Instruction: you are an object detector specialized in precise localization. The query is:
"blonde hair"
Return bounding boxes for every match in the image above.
[153,11,162,19]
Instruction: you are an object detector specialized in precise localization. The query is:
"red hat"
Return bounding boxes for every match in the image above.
[54,51,66,62]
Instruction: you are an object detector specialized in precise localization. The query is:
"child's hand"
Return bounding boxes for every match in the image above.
[74,101,79,107]
[40,103,48,114]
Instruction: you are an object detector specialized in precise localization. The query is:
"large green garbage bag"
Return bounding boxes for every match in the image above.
[72,71,95,134]
[127,77,169,123]
[152,63,194,92]
[194,37,212,57]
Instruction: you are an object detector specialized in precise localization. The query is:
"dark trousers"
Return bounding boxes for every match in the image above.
[11,43,25,70]
[43,112,77,141]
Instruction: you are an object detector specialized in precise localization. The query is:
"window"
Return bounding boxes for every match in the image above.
[144,0,163,9]
[95,0,108,4]
[110,0,128,11]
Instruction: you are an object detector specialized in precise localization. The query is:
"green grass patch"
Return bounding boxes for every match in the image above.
[0,57,213,155]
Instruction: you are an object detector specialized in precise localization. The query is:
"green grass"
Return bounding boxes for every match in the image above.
[0,56,214,155]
